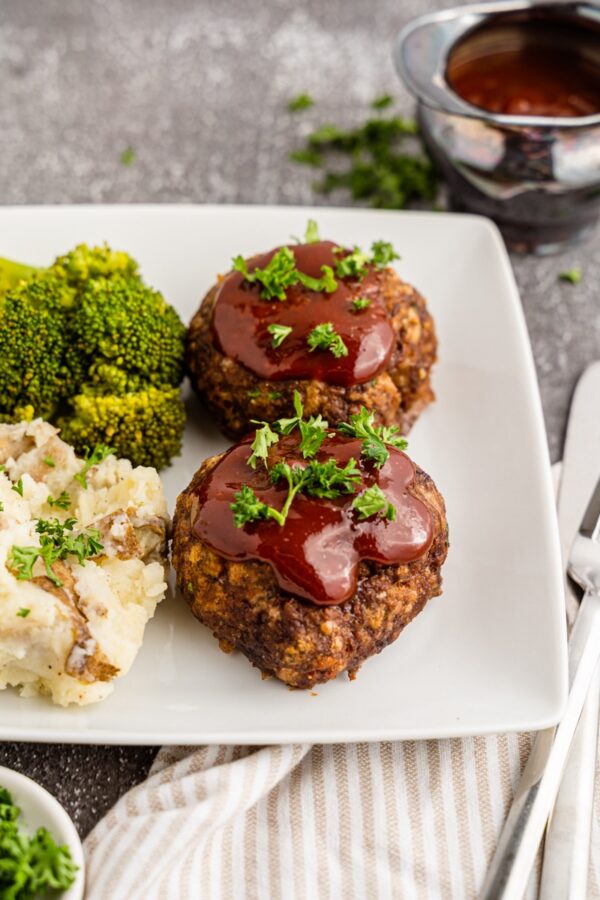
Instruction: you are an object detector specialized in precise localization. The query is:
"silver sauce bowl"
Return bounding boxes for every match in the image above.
[394,2,600,253]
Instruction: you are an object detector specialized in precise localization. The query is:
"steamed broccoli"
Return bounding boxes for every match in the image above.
[0,278,85,420]
[58,386,186,471]
[0,243,186,469]
[72,277,185,389]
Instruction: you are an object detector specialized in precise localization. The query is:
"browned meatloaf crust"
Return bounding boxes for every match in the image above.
[172,453,448,689]
[185,267,437,440]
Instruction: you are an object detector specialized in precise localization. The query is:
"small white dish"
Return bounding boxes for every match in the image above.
[0,765,85,899]
[0,204,567,743]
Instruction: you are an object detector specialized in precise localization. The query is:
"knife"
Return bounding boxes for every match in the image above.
[539,362,600,900]
[479,364,600,900]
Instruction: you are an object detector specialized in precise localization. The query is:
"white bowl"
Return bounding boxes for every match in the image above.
[0,765,85,899]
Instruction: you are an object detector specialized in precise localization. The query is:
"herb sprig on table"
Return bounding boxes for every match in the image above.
[231,392,404,528]
[288,97,439,209]
[0,786,78,899]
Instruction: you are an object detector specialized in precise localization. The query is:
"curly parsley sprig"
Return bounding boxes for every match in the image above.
[232,398,403,529]
[338,407,407,467]
[75,444,116,489]
[7,516,104,587]
[233,246,337,301]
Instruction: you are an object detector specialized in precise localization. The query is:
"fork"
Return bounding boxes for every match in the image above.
[479,478,600,900]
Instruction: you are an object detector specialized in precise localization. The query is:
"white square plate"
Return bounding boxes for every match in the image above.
[0,205,567,744]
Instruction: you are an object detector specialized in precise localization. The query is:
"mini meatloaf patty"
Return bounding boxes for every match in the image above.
[186,263,437,440]
[172,453,448,689]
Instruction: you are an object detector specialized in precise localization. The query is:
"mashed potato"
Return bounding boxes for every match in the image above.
[0,419,169,706]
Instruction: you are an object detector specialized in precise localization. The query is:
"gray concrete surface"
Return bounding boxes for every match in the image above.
[0,0,598,837]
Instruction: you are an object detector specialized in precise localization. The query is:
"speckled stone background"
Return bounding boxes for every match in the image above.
[0,0,598,837]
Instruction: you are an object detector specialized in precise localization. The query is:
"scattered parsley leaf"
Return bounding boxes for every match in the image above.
[47,491,71,510]
[75,444,115,489]
[287,92,314,112]
[247,422,279,469]
[338,406,407,467]
[370,240,400,268]
[334,246,370,279]
[231,485,282,528]
[371,94,394,110]
[268,323,293,348]
[291,114,437,210]
[120,146,135,166]
[296,265,337,294]
[304,219,320,243]
[233,247,299,301]
[43,456,56,468]
[352,297,371,312]
[8,517,104,588]
[559,268,582,284]
[288,148,323,167]
[298,414,329,459]
[7,546,38,581]
[16,607,30,618]
[307,322,348,358]
[0,501,3,512]
[11,478,24,497]
[234,246,338,300]
[247,388,261,398]
[352,484,396,520]
[268,391,282,400]
[0,465,5,472]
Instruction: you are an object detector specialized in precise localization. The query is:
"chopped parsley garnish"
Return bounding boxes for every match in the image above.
[233,247,298,301]
[0,786,78,896]
[287,92,314,112]
[11,479,24,497]
[307,322,348,358]
[268,391,282,400]
[75,444,115,489]
[304,219,320,243]
[0,502,3,512]
[231,485,273,528]
[0,465,5,473]
[7,517,104,588]
[288,148,323,167]
[247,388,261,398]
[334,241,400,280]
[16,607,30,618]
[338,407,407,467]
[43,456,56,467]
[47,491,71,510]
[371,94,394,110]
[290,113,438,209]
[120,146,135,166]
[233,246,336,301]
[247,422,279,469]
[371,240,400,268]
[352,297,370,312]
[559,268,582,284]
[240,456,361,528]
[271,391,329,459]
[268,323,293,348]
[352,484,396,520]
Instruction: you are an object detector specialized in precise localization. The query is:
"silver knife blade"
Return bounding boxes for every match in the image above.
[539,361,600,900]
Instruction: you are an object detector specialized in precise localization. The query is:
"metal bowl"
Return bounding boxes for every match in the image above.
[394,2,600,253]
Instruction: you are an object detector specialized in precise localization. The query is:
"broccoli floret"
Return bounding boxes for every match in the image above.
[58,386,186,470]
[0,242,186,469]
[0,279,85,419]
[72,276,185,388]
[48,243,140,286]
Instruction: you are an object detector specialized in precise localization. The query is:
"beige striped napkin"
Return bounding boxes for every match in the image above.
[83,468,600,900]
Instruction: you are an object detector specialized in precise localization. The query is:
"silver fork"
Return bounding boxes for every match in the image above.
[479,477,600,900]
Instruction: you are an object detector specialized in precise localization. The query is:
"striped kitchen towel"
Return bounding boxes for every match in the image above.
[83,468,600,900]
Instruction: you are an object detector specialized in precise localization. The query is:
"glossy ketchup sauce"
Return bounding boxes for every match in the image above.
[448,23,600,118]
[212,241,395,386]
[192,433,433,606]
